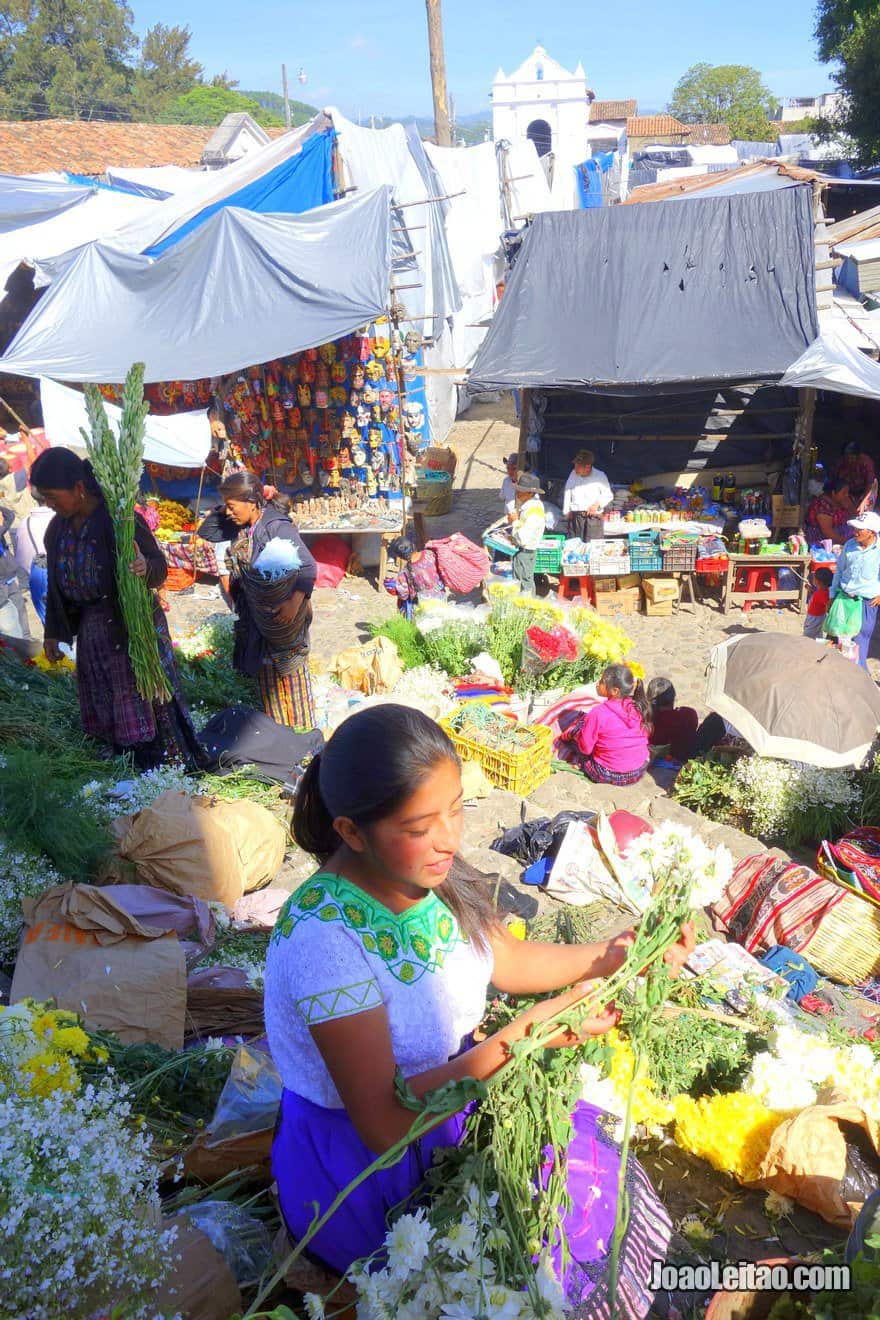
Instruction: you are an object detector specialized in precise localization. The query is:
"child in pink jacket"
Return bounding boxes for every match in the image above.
[567,663,651,785]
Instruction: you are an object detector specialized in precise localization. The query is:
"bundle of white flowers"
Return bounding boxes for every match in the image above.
[744,1022,880,1118]
[80,765,192,819]
[733,758,859,838]
[0,839,63,965]
[304,1191,565,1320]
[626,819,734,912]
[175,614,235,661]
[0,1078,176,1319]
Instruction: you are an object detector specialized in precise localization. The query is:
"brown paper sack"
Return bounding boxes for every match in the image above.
[152,1221,242,1320]
[330,635,403,695]
[11,883,186,1050]
[111,791,286,910]
[755,1097,880,1228]
[183,1125,274,1182]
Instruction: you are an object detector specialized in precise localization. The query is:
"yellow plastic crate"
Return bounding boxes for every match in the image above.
[440,708,553,796]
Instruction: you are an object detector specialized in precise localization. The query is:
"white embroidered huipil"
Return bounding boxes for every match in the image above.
[264,872,493,1108]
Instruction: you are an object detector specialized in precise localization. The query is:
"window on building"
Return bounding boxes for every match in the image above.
[536,65,544,81]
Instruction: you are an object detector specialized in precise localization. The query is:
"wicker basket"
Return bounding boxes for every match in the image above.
[164,564,196,592]
[805,886,880,983]
[440,710,552,795]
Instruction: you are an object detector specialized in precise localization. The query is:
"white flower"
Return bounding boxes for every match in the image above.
[304,1294,325,1319]
[534,1255,566,1317]
[480,1283,526,1318]
[440,1215,479,1262]
[764,1191,795,1219]
[627,821,732,910]
[386,1209,435,1280]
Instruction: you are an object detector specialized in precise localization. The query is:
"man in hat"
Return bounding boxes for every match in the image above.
[510,473,546,594]
[830,510,880,667]
[563,449,613,542]
[501,453,519,522]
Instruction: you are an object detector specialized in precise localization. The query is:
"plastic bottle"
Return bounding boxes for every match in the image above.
[712,472,722,501]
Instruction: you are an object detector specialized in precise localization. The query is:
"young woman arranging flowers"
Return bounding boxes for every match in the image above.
[220,471,318,730]
[264,703,695,1316]
[562,663,652,785]
[30,447,202,768]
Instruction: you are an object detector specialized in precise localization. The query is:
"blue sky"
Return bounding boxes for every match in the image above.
[134,0,834,120]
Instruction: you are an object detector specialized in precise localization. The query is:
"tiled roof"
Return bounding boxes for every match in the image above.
[0,120,214,176]
[626,114,688,137]
[589,99,637,123]
[685,122,731,145]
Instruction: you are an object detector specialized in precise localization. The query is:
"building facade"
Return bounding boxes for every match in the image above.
[491,45,589,163]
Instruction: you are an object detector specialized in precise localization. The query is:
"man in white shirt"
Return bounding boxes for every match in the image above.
[500,453,519,522]
[563,449,613,541]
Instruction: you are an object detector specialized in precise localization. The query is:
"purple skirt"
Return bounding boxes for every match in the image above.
[272,1092,670,1318]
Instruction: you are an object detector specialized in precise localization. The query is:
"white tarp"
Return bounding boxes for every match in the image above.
[780,329,880,398]
[0,173,93,233]
[40,377,211,468]
[105,165,211,200]
[0,186,393,384]
[32,116,332,285]
[0,187,160,293]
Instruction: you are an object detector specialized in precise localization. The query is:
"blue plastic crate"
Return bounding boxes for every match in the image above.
[627,529,663,572]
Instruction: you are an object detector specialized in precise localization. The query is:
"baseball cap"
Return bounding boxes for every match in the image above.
[848,511,880,532]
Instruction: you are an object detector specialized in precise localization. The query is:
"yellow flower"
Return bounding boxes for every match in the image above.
[628,660,646,681]
[21,1052,79,1098]
[50,1025,90,1058]
[673,1092,788,1183]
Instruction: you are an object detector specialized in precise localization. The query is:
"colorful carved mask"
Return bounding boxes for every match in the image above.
[404,330,422,354]
[331,362,347,384]
[362,385,378,405]
[372,339,390,360]
[378,388,394,410]
[351,364,365,389]
[365,360,383,383]
[297,384,311,407]
[319,343,337,365]
[314,388,329,409]
[329,386,347,407]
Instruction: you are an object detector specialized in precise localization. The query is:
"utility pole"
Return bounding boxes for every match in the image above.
[424,0,452,146]
[281,63,292,130]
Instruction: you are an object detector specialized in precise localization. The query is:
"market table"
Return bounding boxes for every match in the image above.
[722,552,810,616]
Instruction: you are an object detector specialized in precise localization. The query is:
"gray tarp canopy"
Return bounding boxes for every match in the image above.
[0,173,94,233]
[468,185,819,395]
[0,186,393,383]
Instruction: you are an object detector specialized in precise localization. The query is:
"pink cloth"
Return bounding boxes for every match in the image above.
[574,698,650,773]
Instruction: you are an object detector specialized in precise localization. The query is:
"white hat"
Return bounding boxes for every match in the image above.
[848,511,880,532]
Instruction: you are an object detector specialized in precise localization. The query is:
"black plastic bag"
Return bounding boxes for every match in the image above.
[491,809,597,866]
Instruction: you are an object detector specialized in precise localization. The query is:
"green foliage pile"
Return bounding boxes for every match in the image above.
[369,617,429,670]
[0,746,114,881]
[673,754,743,823]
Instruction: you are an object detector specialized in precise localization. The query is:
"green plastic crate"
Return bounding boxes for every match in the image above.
[534,533,566,573]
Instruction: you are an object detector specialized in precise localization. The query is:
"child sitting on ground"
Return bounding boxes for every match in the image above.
[803,566,833,640]
[646,677,699,763]
[564,663,651,785]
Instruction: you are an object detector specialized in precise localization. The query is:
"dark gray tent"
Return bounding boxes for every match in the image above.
[468,185,818,396]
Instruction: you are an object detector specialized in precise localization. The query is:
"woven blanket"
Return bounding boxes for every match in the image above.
[713,853,845,956]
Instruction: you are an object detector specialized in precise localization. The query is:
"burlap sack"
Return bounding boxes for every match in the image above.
[755,1097,880,1228]
[111,791,286,910]
[11,883,186,1050]
[330,635,403,694]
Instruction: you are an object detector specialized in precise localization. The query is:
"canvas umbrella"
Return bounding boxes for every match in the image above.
[705,632,880,768]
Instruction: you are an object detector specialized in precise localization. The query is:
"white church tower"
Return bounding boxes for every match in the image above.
[491,45,590,163]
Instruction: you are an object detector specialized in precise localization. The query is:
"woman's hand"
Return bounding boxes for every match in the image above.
[517,981,620,1050]
[663,922,696,978]
[870,595,880,608]
[43,638,62,663]
[129,548,147,578]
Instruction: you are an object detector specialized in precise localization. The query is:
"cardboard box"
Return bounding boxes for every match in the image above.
[643,595,675,616]
[642,576,679,603]
[594,587,640,616]
[771,494,801,527]
[593,575,617,593]
[616,572,641,590]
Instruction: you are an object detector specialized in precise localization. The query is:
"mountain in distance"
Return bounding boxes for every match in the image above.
[241,89,320,126]
[242,91,491,144]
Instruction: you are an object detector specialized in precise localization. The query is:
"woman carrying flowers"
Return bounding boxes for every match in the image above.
[264,704,694,1316]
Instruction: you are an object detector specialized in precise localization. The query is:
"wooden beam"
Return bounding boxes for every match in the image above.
[517,390,531,470]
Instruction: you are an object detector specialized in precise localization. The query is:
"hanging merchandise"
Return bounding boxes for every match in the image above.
[214,326,410,532]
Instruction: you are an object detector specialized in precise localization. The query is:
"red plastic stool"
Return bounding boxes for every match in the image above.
[557,574,596,607]
[735,565,778,611]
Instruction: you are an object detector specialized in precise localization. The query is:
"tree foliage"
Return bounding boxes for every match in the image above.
[134,22,201,116]
[669,62,777,140]
[241,89,319,128]
[159,85,285,128]
[815,0,880,163]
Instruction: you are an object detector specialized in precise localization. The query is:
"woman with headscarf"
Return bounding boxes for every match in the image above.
[220,471,318,730]
[29,446,202,767]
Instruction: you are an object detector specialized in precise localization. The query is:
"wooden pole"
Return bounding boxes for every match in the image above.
[517,389,531,471]
[0,394,31,434]
[796,387,816,525]
[424,0,452,147]
[281,64,292,130]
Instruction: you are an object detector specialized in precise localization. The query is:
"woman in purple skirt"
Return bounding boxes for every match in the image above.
[264,705,693,1316]
[30,447,202,769]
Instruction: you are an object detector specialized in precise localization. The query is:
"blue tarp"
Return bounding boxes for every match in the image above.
[145,129,336,256]
[576,153,614,208]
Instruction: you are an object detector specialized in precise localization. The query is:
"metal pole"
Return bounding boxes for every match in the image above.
[424,0,452,147]
[281,64,292,130]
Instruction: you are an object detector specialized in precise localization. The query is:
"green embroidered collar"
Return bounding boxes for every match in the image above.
[272,872,462,985]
